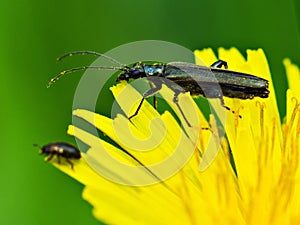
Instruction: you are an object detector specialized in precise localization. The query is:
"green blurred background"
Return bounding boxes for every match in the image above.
[1,0,299,224]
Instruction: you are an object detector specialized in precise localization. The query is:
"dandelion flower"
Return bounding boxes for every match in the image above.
[51,48,300,225]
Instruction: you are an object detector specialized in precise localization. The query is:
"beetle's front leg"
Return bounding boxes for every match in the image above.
[46,153,54,162]
[128,79,162,121]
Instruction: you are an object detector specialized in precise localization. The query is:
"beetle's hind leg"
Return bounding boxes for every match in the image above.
[210,60,228,69]
[210,60,242,118]
[219,97,242,119]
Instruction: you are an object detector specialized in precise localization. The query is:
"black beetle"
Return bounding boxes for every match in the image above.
[35,142,81,169]
[48,51,269,127]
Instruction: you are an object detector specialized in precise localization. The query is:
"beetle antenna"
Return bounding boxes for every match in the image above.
[57,51,124,67]
[33,144,41,148]
[47,65,125,88]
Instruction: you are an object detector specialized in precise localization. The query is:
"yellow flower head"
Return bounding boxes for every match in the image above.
[50,48,300,225]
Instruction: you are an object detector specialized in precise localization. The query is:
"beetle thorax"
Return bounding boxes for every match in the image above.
[144,65,164,76]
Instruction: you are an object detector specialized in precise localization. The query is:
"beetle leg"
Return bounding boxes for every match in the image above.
[57,155,61,164]
[46,153,54,162]
[128,81,162,120]
[149,82,157,109]
[65,158,74,170]
[128,98,145,120]
[143,79,162,98]
[218,97,242,118]
[218,96,230,111]
[210,60,228,69]
[210,60,242,118]
[173,91,191,127]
